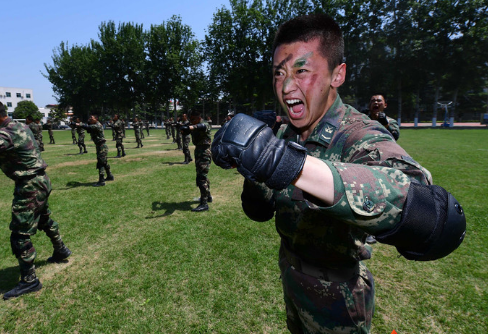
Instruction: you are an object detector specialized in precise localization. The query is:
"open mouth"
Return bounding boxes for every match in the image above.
[286,99,304,116]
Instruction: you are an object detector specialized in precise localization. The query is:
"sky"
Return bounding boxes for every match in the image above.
[1,0,230,108]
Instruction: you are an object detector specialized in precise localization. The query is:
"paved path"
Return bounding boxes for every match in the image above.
[401,122,486,128]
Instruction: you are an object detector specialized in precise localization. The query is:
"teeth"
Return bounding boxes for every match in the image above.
[286,99,301,105]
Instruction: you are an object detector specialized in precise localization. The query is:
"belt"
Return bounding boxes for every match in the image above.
[281,241,359,282]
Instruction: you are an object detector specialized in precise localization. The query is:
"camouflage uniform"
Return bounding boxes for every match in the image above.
[181,119,192,163]
[0,118,69,288]
[70,121,78,144]
[76,122,87,154]
[84,121,112,181]
[133,121,143,148]
[46,122,55,144]
[113,119,126,157]
[164,119,171,139]
[191,119,212,206]
[174,119,182,150]
[145,120,150,136]
[139,120,145,139]
[121,119,126,138]
[242,96,432,333]
[29,122,44,152]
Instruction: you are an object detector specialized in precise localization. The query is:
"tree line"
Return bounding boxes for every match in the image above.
[43,0,488,124]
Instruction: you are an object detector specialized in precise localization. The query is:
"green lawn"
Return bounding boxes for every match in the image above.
[0,127,486,333]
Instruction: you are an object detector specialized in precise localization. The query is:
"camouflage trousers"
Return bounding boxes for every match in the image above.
[194,145,211,200]
[176,131,182,149]
[96,143,110,176]
[278,245,374,334]
[134,130,142,147]
[9,173,64,277]
[182,135,191,161]
[78,133,86,152]
[71,129,77,144]
[115,137,125,155]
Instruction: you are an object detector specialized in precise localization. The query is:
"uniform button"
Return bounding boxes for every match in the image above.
[363,197,375,212]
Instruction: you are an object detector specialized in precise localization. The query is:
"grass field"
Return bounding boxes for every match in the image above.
[0,127,486,333]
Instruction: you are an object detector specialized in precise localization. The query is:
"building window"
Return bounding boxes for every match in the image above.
[6,92,11,97]
[7,102,12,107]
[16,93,22,98]
[26,93,31,98]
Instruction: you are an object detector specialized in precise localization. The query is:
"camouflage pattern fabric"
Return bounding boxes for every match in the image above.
[113,119,125,154]
[242,95,432,334]
[385,116,400,140]
[85,121,110,176]
[181,120,192,162]
[0,118,64,277]
[76,122,86,151]
[29,122,44,151]
[191,120,212,200]
[139,120,145,139]
[164,120,171,139]
[70,122,78,144]
[133,121,143,147]
[46,123,55,144]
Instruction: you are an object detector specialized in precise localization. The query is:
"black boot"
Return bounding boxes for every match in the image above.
[3,272,42,300]
[93,175,105,187]
[207,192,213,203]
[192,200,209,212]
[105,173,114,181]
[48,244,72,263]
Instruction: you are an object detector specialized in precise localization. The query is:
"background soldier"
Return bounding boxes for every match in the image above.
[79,115,114,186]
[180,113,192,164]
[69,117,78,144]
[170,117,176,143]
[121,118,126,138]
[164,118,171,139]
[133,116,143,148]
[174,117,182,150]
[112,114,126,158]
[46,119,55,144]
[139,119,145,139]
[181,110,212,212]
[0,102,71,300]
[75,117,88,154]
[34,118,45,152]
[26,116,44,152]
[368,94,400,141]
[145,119,150,136]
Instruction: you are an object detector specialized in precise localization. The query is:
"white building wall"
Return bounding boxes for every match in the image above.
[0,86,35,117]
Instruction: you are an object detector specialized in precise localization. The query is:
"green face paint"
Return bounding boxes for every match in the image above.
[283,77,293,91]
[293,52,313,68]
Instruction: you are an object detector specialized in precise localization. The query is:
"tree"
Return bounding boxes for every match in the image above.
[13,100,42,119]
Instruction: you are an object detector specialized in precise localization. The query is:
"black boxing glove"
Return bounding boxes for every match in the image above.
[211,113,307,190]
[180,125,191,135]
[377,112,388,126]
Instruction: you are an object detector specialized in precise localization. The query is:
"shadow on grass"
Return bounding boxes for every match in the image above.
[64,153,88,156]
[146,200,197,218]
[161,161,191,166]
[56,181,99,189]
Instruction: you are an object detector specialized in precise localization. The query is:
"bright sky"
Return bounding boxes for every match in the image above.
[1,0,229,108]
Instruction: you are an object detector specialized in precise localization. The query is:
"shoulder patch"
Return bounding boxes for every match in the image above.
[318,122,336,145]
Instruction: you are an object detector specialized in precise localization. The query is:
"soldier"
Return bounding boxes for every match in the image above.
[181,110,212,212]
[75,117,88,154]
[133,116,143,148]
[211,13,465,333]
[0,102,72,300]
[78,114,114,186]
[368,94,400,141]
[112,114,126,158]
[180,113,192,164]
[170,117,176,143]
[174,117,182,150]
[145,119,150,136]
[26,116,44,152]
[164,118,171,139]
[46,119,55,144]
[121,118,126,138]
[139,119,145,139]
[69,117,78,144]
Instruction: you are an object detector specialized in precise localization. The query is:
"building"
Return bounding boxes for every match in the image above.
[0,86,34,117]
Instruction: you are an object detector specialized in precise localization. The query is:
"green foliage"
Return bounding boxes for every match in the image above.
[12,100,41,119]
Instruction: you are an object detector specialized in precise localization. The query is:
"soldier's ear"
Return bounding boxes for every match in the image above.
[331,63,346,88]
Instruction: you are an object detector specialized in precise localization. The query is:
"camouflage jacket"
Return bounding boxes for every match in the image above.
[191,120,212,146]
[28,122,42,140]
[84,122,106,146]
[0,118,46,181]
[76,122,86,136]
[244,95,432,269]
[112,119,124,139]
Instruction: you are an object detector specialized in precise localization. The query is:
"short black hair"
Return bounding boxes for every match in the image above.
[26,115,34,121]
[0,102,6,117]
[370,93,387,103]
[272,13,344,72]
